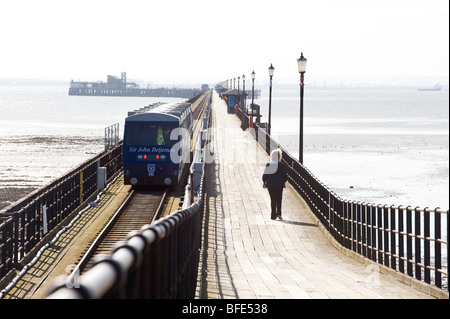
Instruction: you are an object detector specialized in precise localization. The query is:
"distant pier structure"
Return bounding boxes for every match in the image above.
[69,72,202,99]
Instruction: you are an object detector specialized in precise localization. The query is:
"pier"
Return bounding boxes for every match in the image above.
[0,90,448,302]
[68,86,202,99]
[69,72,202,98]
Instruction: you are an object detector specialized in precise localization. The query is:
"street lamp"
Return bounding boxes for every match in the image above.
[238,76,240,94]
[268,64,274,136]
[251,70,256,112]
[242,74,246,112]
[297,52,307,164]
[252,71,256,107]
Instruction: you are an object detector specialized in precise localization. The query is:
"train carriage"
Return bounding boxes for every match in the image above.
[122,102,193,186]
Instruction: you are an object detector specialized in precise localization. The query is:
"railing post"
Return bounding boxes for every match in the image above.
[13,212,19,264]
[25,207,31,254]
[356,202,362,255]
[328,193,334,232]
[414,206,421,281]
[366,204,373,261]
[423,208,430,284]
[406,206,413,277]
[361,203,367,258]
[79,170,84,205]
[329,198,335,240]
[383,205,389,267]
[434,208,441,288]
[0,221,5,277]
[19,211,25,261]
[1,217,14,276]
[351,201,356,252]
[342,200,349,249]
[337,200,344,246]
[371,204,377,263]
[390,205,396,271]
[398,206,405,274]
[377,204,383,264]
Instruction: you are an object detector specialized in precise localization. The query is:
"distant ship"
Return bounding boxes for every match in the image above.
[418,83,442,91]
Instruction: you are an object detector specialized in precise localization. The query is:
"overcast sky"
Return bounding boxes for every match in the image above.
[1,0,448,86]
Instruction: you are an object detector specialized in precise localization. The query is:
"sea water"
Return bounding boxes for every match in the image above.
[1,81,447,286]
[0,81,448,211]
[254,88,449,210]
[0,82,183,188]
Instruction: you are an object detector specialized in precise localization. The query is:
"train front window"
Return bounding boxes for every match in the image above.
[126,123,177,146]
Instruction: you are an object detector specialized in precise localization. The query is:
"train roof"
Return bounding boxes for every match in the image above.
[126,102,191,122]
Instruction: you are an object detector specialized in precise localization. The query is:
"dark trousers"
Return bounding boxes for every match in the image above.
[268,188,283,219]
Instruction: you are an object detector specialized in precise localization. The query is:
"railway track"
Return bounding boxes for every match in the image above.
[72,91,210,277]
[74,188,168,275]
[190,91,210,151]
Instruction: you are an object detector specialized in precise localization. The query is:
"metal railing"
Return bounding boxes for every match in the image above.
[46,169,207,299]
[237,104,448,292]
[0,144,123,280]
[46,93,213,299]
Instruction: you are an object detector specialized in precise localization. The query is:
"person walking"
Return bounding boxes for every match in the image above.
[262,148,287,220]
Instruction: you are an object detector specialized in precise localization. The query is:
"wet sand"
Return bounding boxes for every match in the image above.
[0,135,103,211]
[0,186,36,211]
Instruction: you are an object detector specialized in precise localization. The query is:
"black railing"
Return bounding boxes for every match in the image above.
[0,144,123,280]
[45,94,212,299]
[46,167,207,299]
[236,104,448,292]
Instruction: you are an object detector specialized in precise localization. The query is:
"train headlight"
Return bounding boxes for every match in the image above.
[164,178,172,186]
[130,177,138,185]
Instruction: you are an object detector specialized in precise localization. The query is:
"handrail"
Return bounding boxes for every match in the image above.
[236,104,448,292]
[0,143,123,281]
[45,93,213,299]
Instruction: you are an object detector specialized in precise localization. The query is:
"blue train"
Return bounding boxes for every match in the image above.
[122,102,193,186]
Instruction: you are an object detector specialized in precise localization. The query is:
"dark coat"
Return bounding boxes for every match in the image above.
[262,161,288,189]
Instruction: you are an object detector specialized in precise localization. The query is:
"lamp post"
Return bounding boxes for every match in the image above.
[297,52,307,164]
[238,76,240,94]
[251,70,255,109]
[268,64,274,136]
[242,74,246,112]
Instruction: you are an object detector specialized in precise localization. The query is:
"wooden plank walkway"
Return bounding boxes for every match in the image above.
[197,91,437,299]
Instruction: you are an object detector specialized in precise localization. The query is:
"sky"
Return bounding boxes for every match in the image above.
[0,0,448,86]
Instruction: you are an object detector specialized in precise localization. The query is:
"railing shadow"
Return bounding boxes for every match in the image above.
[281,219,318,227]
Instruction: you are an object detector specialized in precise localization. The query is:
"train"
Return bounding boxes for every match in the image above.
[122,102,193,186]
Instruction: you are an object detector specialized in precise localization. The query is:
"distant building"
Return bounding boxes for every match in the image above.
[69,72,200,98]
[221,89,246,113]
[70,72,135,90]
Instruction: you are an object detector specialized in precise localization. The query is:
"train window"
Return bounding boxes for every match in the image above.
[125,123,177,146]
